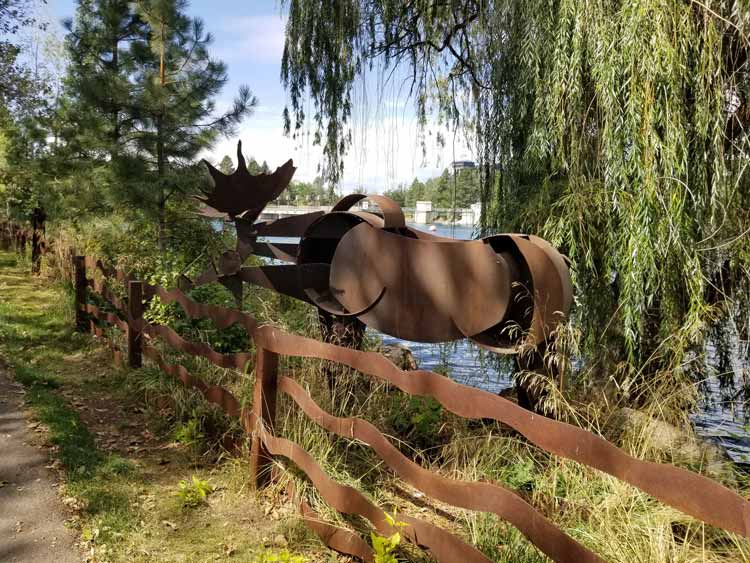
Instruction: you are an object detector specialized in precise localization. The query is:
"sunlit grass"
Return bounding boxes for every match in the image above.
[0,250,320,562]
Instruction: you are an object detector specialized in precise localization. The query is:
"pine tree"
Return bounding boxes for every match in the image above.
[63,0,146,160]
[128,0,256,247]
[54,0,149,218]
[217,154,234,174]
[245,156,269,174]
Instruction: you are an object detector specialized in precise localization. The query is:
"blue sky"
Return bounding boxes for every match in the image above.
[42,0,471,192]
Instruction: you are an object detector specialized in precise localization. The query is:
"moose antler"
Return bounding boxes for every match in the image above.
[198,141,296,222]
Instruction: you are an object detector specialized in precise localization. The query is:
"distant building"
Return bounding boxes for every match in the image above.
[451,160,476,170]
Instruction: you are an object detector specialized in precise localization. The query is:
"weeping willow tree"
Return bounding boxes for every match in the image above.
[281,0,750,406]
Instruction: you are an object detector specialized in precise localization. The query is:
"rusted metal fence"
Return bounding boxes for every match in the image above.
[40,249,747,563]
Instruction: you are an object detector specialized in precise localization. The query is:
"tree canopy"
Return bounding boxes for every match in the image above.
[282,0,750,399]
[385,167,480,211]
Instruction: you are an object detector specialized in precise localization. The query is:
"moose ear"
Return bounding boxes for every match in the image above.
[236,140,247,173]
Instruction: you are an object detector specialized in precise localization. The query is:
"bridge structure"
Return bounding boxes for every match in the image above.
[259,200,481,226]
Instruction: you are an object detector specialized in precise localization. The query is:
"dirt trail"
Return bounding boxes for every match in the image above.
[0,367,80,563]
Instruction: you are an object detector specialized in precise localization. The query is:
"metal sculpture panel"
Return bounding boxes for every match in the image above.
[189,141,573,352]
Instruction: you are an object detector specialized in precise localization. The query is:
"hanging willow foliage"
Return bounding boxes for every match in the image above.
[281,0,750,397]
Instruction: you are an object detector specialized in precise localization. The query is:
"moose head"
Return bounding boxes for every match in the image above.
[198,141,296,223]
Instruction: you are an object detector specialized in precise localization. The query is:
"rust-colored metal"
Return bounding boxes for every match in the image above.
[249,347,279,488]
[254,211,325,237]
[192,164,573,350]
[84,255,131,284]
[142,322,254,371]
[331,193,406,229]
[88,278,127,313]
[245,423,492,563]
[137,333,482,563]
[82,303,129,332]
[88,318,123,366]
[138,337,374,561]
[142,344,242,417]
[198,141,295,221]
[128,281,143,368]
[278,375,602,563]
[253,325,750,537]
[293,213,572,350]
[142,282,258,334]
[237,265,315,303]
[250,242,299,263]
[30,207,46,275]
[328,223,512,342]
[187,140,574,351]
[74,255,88,332]
[289,481,375,562]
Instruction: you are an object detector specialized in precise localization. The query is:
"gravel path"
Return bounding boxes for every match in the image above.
[0,367,80,563]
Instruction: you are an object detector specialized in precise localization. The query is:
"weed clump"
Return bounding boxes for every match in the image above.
[175,475,214,508]
[253,550,307,563]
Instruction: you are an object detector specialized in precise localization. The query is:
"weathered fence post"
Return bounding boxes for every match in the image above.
[0,221,8,250]
[249,346,279,488]
[74,255,87,332]
[128,280,143,368]
[30,207,46,275]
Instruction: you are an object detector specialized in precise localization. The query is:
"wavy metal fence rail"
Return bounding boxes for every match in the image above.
[2,235,749,562]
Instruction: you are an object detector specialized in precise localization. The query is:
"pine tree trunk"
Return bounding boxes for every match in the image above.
[156,113,166,252]
[156,32,167,253]
[111,36,119,156]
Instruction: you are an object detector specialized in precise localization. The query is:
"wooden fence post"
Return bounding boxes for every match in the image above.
[74,255,87,332]
[250,347,279,488]
[30,207,45,275]
[128,280,143,368]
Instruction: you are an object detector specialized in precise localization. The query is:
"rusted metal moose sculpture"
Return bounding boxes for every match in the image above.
[185,141,572,354]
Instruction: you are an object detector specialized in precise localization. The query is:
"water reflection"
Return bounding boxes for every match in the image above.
[692,326,750,463]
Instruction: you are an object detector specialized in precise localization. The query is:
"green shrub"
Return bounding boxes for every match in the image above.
[175,475,213,508]
[253,550,307,563]
[173,416,205,449]
[371,512,407,563]
[387,395,445,452]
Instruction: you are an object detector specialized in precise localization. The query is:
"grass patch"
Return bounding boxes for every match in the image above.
[24,374,103,475]
[0,252,17,268]
[0,250,326,561]
[14,364,62,388]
